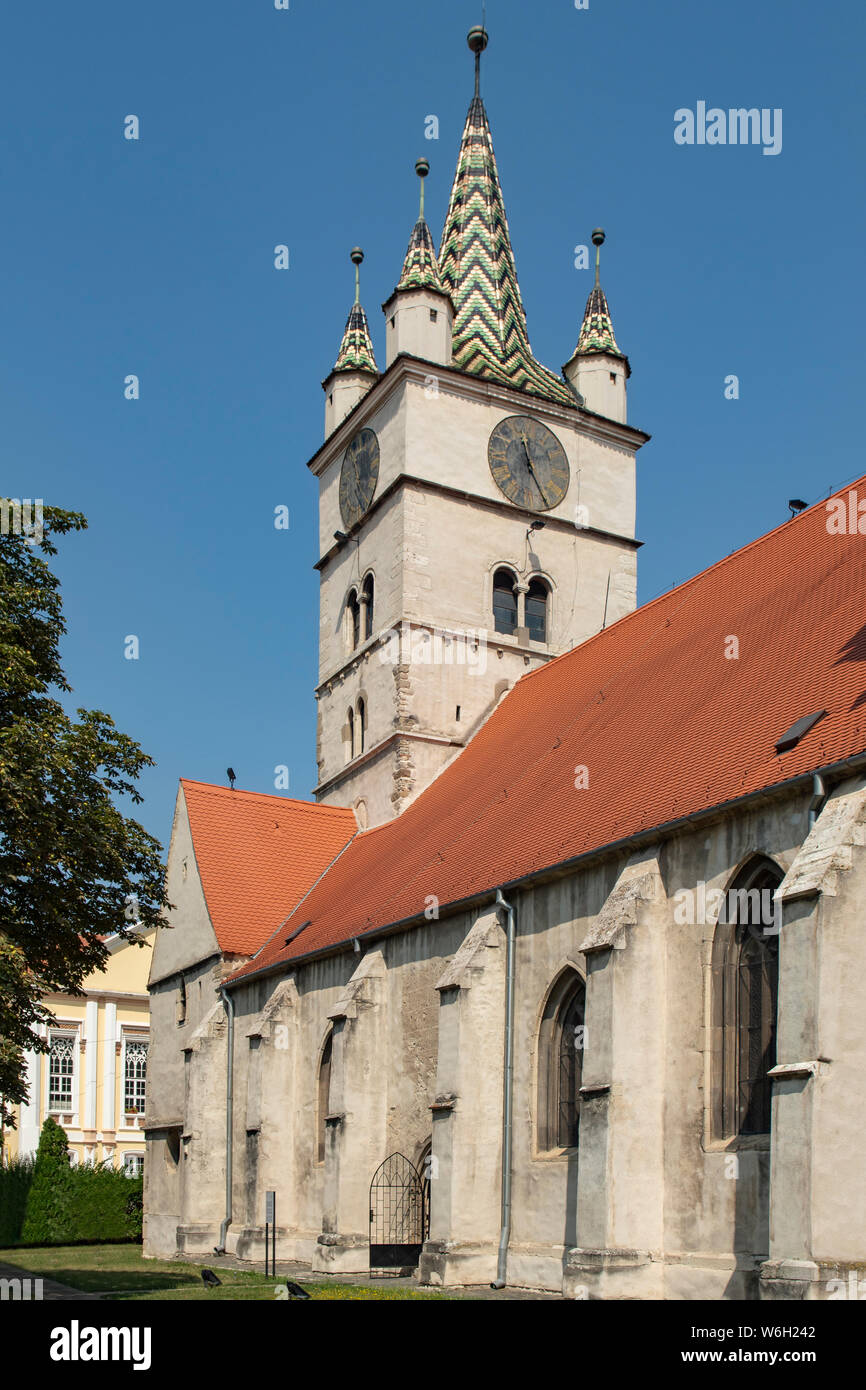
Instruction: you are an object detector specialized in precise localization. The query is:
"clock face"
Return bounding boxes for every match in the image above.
[339,427,379,528]
[488,415,570,512]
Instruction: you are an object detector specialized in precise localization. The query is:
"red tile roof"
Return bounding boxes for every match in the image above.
[230,481,866,982]
[181,780,356,955]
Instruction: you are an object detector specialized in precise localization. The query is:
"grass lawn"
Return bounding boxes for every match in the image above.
[116,1280,454,1301]
[0,1245,460,1300]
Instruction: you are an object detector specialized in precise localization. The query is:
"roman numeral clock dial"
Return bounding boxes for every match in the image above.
[339,427,380,529]
[488,415,570,512]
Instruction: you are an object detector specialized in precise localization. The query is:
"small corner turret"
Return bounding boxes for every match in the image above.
[322,247,379,439]
[563,229,630,423]
[381,159,453,369]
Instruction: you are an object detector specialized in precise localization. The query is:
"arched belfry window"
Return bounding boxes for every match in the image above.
[537,970,586,1151]
[711,857,782,1140]
[346,707,355,762]
[526,578,549,644]
[347,589,360,651]
[493,568,517,636]
[357,697,366,755]
[317,1030,333,1165]
[362,573,374,640]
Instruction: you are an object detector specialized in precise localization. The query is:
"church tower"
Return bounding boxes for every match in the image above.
[309,28,649,828]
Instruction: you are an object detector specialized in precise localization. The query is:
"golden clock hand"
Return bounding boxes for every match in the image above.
[344,460,362,514]
[520,435,551,508]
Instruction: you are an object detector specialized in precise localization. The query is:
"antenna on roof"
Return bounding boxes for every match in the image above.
[788,498,807,518]
[227,767,236,789]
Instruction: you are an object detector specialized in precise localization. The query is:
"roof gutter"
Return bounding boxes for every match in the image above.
[214,985,235,1255]
[809,773,828,830]
[491,888,516,1289]
[222,750,866,989]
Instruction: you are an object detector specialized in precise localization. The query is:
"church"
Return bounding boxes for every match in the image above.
[143,28,866,1299]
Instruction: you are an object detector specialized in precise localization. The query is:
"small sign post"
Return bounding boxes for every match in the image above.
[265,1191,276,1277]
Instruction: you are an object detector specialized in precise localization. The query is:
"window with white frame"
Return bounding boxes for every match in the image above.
[48,1032,76,1112]
[124,1038,148,1116]
[123,1152,144,1178]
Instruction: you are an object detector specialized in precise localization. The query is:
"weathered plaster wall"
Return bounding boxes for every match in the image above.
[146,777,866,1297]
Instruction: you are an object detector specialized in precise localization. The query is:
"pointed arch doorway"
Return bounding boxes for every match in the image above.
[368,1152,427,1275]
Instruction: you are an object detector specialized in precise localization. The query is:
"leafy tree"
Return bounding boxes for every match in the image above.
[0,505,170,1124]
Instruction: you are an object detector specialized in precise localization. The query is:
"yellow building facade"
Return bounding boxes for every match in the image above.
[3,929,154,1173]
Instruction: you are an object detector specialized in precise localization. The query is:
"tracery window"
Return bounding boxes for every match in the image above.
[317,1031,333,1164]
[48,1033,75,1112]
[711,858,782,1139]
[124,1039,148,1115]
[537,971,586,1151]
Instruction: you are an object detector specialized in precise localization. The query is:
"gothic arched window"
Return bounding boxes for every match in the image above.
[362,573,374,640]
[493,568,518,636]
[357,697,366,755]
[537,971,586,1151]
[347,589,360,651]
[317,1031,333,1164]
[712,857,782,1140]
[526,578,549,644]
[346,707,355,762]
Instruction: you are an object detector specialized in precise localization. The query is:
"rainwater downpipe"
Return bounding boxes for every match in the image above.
[491,887,516,1289]
[215,985,235,1254]
[808,773,828,830]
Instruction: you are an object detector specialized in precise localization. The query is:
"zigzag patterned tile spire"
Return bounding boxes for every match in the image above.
[332,247,379,376]
[394,158,447,297]
[573,228,625,360]
[438,28,577,409]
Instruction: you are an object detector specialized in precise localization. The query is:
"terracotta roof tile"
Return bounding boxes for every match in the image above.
[180,781,356,956]
[231,480,866,981]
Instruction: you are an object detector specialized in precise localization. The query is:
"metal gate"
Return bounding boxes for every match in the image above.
[369,1152,427,1274]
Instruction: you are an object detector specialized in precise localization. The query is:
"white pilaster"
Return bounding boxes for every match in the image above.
[84,999,99,1131]
[18,1047,42,1157]
[102,1001,117,1131]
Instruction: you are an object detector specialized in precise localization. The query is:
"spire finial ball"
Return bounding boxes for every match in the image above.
[350,247,364,265]
[415,157,429,178]
[467,26,488,55]
[591,228,605,247]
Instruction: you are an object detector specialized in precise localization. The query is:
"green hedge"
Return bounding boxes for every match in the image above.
[1,1117,143,1247]
[0,1154,35,1246]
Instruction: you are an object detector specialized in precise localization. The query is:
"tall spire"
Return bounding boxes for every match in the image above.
[437,28,576,409]
[573,229,624,360]
[393,158,447,297]
[332,247,379,376]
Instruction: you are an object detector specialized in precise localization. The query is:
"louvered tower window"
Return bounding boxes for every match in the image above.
[362,574,374,639]
[526,578,549,643]
[493,569,517,635]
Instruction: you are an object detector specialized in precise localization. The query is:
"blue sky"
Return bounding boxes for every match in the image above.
[3,0,864,848]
